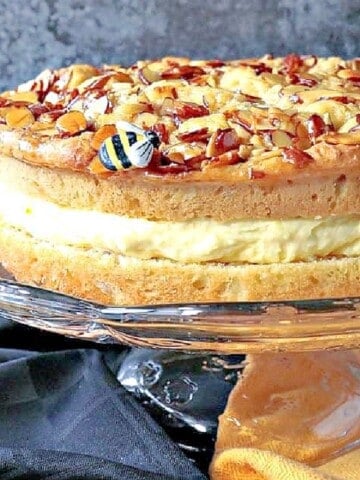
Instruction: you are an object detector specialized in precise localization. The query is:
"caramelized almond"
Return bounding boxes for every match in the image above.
[271,130,292,148]
[323,131,360,145]
[282,147,314,168]
[282,54,303,74]
[5,107,35,128]
[306,114,327,142]
[91,124,117,150]
[179,127,209,143]
[161,65,205,80]
[56,111,87,135]
[206,150,241,168]
[138,66,160,85]
[206,128,240,157]
[166,151,186,164]
[6,91,38,103]
[337,68,360,80]
[111,72,133,84]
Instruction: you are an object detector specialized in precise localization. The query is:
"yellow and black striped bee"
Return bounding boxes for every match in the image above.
[99,121,160,171]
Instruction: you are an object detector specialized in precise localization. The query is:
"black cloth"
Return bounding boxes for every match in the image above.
[0,319,206,480]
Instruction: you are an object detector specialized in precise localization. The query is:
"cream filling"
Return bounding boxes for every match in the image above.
[0,182,360,264]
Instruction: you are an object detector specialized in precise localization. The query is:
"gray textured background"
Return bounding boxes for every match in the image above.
[0,0,358,90]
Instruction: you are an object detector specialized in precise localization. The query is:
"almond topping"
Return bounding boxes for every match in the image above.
[56,111,87,135]
[206,150,241,168]
[271,130,292,148]
[138,66,161,85]
[323,131,360,145]
[206,128,240,157]
[6,91,38,103]
[5,107,35,128]
[91,124,117,150]
[337,68,360,80]
[306,114,327,142]
[282,147,314,168]
[161,65,205,80]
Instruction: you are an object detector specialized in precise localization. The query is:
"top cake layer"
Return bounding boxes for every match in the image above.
[0,55,359,220]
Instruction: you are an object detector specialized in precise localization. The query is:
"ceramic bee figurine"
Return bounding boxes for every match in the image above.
[98,121,160,171]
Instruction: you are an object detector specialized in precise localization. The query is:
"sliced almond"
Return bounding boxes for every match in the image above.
[339,116,360,133]
[135,112,159,128]
[91,124,117,150]
[293,119,313,149]
[205,128,240,157]
[56,111,87,135]
[5,91,38,103]
[337,68,360,80]
[323,131,360,145]
[271,130,293,147]
[31,121,56,131]
[166,151,186,164]
[138,65,161,85]
[86,95,109,118]
[68,65,99,90]
[238,144,253,160]
[5,107,35,128]
[205,150,240,168]
[282,147,314,168]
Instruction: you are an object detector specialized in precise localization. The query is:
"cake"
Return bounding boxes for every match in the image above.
[0,54,359,305]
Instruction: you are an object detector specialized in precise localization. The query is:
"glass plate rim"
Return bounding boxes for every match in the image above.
[1,278,360,353]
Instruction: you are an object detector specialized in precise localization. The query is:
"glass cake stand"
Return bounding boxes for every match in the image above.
[1,277,359,471]
[0,278,359,353]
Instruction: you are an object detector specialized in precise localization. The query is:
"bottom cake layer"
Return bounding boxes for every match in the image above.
[1,225,360,305]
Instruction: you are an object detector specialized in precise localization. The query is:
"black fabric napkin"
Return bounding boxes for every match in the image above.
[0,319,206,480]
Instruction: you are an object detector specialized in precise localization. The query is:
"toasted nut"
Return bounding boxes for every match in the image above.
[271,130,293,148]
[337,68,360,80]
[206,128,240,157]
[31,121,56,131]
[56,111,87,135]
[339,116,360,133]
[91,124,117,150]
[206,150,240,168]
[68,65,99,90]
[282,147,314,168]
[238,144,253,160]
[112,72,133,83]
[86,96,109,118]
[5,107,34,128]
[166,151,186,164]
[292,121,312,149]
[5,91,38,103]
[138,65,161,85]
[323,131,360,145]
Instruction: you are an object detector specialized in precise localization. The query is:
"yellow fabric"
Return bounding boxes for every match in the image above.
[210,447,360,480]
[211,351,360,480]
[215,352,360,465]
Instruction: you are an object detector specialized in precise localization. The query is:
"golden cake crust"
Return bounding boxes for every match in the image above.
[1,154,360,221]
[1,224,360,305]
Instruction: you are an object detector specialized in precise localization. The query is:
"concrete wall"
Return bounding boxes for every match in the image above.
[0,0,358,90]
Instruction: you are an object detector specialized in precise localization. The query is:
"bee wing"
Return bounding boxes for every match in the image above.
[115,120,145,135]
[127,139,154,167]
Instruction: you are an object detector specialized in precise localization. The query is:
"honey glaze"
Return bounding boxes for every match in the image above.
[215,351,360,466]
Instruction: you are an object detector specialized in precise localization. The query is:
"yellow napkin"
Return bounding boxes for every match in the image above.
[211,351,360,480]
[210,446,360,480]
